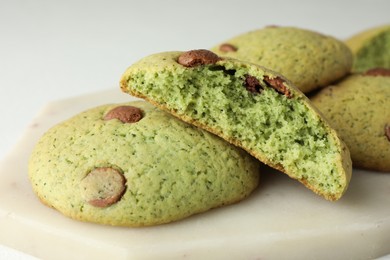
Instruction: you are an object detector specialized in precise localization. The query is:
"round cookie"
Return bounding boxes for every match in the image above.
[28,101,260,226]
[345,24,390,73]
[120,49,352,201]
[210,26,353,94]
[311,68,390,172]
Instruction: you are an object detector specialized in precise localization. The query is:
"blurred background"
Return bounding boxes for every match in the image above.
[0,0,389,258]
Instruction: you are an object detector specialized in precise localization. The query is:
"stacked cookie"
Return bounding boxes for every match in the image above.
[311,25,390,171]
[29,24,389,227]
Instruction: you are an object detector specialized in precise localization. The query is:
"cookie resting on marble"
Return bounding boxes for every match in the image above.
[28,101,260,226]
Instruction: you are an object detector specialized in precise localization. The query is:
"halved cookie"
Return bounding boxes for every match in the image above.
[120,49,352,201]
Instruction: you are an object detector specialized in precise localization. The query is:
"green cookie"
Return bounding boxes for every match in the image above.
[210,26,353,93]
[345,24,390,73]
[311,68,390,172]
[28,101,260,227]
[120,49,352,201]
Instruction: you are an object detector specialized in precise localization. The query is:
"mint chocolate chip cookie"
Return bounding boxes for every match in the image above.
[311,68,390,172]
[28,101,260,226]
[345,24,390,73]
[120,50,352,201]
[210,26,353,93]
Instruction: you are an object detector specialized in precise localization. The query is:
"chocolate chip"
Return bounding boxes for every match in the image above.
[385,124,390,142]
[219,43,237,53]
[80,167,126,208]
[264,76,292,98]
[363,68,390,77]
[244,75,263,93]
[178,49,221,67]
[104,106,143,123]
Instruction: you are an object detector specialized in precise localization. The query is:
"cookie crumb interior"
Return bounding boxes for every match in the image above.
[125,57,348,200]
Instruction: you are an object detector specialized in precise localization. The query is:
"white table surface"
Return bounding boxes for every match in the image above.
[0,0,389,259]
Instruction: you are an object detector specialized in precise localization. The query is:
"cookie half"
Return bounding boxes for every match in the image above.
[210,26,353,93]
[311,68,390,171]
[28,101,260,226]
[345,24,390,73]
[120,50,352,201]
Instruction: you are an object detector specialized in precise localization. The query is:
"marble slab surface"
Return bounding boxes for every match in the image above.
[0,89,389,259]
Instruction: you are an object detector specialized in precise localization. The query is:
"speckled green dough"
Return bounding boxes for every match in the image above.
[345,25,390,73]
[210,26,353,93]
[311,74,390,172]
[120,51,352,201]
[28,101,260,227]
